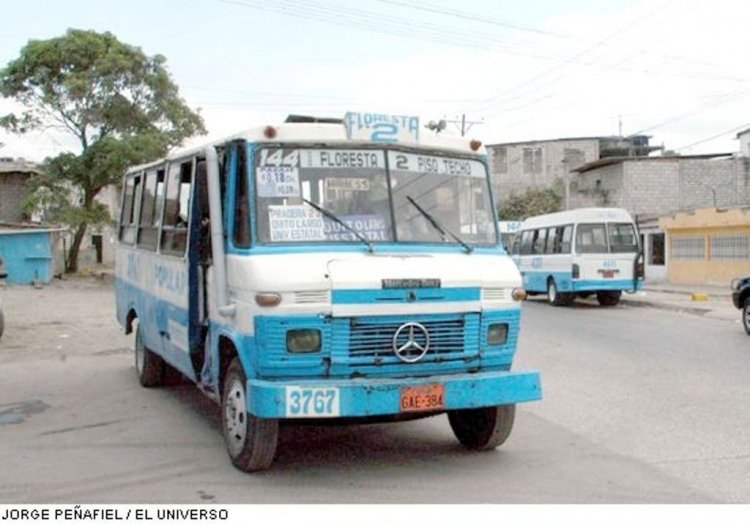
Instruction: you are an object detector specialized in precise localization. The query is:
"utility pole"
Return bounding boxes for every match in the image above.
[445,114,483,136]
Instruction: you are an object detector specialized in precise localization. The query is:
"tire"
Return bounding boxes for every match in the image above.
[743,298,750,335]
[597,291,621,306]
[547,278,570,307]
[222,358,278,472]
[448,404,515,451]
[134,321,164,387]
[0,307,4,339]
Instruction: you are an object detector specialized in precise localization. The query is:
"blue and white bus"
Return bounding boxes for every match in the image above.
[511,208,643,306]
[115,112,541,472]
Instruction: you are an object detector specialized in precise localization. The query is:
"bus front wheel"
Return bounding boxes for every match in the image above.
[134,321,164,387]
[547,279,572,306]
[222,358,278,472]
[448,404,515,451]
[597,291,621,306]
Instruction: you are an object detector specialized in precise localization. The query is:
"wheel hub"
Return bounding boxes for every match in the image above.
[224,380,247,454]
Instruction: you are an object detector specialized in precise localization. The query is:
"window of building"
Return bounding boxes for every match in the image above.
[493,147,508,174]
[710,235,750,261]
[671,236,705,261]
[522,147,542,174]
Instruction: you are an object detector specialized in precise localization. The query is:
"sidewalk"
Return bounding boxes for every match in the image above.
[620,282,738,322]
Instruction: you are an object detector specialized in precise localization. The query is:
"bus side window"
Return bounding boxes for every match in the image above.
[511,236,520,255]
[137,169,162,251]
[161,160,192,255]
[545,227,557,254]
[119,174,139,244]
[532,228,547,254]
[520,230,533,255]
[560,225,572,253]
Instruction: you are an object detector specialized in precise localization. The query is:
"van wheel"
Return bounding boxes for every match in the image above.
[597,291,621,306]
[222,358,278,472]
[743,298,750,335]
[448,404,515,450]
[547,279,569,306]
[134,321,164,387]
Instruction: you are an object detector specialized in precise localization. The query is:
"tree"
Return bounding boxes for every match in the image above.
[1,29,205,272]
[498,183,563,221]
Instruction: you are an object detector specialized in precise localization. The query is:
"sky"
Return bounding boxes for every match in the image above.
[1,0,750,161]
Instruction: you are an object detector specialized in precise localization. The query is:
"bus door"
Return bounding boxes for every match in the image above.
[156,159,199,381]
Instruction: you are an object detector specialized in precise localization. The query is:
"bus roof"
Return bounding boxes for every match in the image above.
[127,121,486,173]
[519,208,635,229]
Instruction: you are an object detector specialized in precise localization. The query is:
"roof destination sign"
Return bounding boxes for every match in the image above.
[344,112,420,144]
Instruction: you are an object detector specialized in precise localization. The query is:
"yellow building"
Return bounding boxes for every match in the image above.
[659,207,750,286]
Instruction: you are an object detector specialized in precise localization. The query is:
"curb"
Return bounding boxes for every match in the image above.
[620,298,712,316]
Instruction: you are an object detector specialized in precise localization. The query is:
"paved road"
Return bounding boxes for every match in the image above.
[0,282,747,503]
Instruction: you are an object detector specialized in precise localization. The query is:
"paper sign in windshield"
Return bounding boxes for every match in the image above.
[268,205,325,242]
[257,166,300,198]
[325,178,370,192]
[325,214,389,241]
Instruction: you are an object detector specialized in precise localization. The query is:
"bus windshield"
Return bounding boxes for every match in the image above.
[254,147,497,245]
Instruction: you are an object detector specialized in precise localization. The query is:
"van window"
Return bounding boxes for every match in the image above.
[545,227,558,254]
[576,223,607,253]
[520,230,534,255]
[560,225,573,253]
[120,173,142,245]
[161,160,192,255]
[608,222,638,253]
[532,228,547,254]
[137,169,163,251]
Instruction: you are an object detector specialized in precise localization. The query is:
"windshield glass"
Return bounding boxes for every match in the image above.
[254,147,497,245]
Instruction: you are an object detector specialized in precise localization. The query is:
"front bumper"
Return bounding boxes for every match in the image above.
[247,369,542,418]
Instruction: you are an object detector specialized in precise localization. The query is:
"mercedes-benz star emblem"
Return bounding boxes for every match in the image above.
[392,322,430,363]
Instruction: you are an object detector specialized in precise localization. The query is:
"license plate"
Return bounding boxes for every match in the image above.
[285,387,340,418]
[400,384,445,413]
[601,270,615,278]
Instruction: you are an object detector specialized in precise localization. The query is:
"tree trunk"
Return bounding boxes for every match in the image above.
[65,223,88,274]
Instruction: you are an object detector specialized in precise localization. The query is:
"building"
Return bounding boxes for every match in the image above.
[487,135,660,206]
[659,207,750,286]
[0,157,42,223]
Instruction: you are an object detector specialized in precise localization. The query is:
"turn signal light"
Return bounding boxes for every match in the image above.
[469,139,482,151]
[572,263,580,279]
[255,292,282,307]
[512,288,527,301]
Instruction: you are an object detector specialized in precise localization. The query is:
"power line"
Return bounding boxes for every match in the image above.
[675,122,750,152]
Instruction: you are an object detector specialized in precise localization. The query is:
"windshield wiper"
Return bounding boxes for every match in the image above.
[406,195,473,253]
[302,198,374,253]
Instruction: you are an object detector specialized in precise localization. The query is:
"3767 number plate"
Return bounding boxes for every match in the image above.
[285,387,340,418]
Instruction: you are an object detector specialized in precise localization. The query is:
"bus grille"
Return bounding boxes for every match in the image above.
[348,317,466,358]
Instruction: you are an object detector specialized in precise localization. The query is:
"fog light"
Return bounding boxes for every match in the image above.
[487,323,508,346]
[286,329,322,353]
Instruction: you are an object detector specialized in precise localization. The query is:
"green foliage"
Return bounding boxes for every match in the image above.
[498,185,563,221]
[1,29,206,271]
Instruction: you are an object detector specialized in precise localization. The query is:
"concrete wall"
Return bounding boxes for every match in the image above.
[0,172,30,223]
[571,157,750,217]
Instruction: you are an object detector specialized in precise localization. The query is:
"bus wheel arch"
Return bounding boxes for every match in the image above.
[125,308,138,335]
[133,315,165,387]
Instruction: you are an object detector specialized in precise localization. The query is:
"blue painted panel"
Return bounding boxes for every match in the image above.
[572,278,643,292]
[0,232,53,285]
[332,287,480,304]
[115,277,196,382]
[247,369,542,418]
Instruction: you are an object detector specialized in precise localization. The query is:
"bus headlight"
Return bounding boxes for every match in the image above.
[512,288,527,301]
[487,323,509,346]
[286,329,322,353]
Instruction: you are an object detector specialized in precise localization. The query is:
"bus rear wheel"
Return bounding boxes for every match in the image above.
[547,279,572,306]
[597,291,621,306]
[448,404,515,451]
[134,321,164,387]
[743,298,750,335]
[222,358,278,472]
